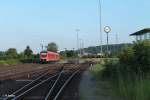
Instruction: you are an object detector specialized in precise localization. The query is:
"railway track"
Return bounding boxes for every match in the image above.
[0,64,64,80]
[0,65,82,100]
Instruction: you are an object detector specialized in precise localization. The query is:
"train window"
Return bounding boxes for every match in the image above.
[41,53,47,57]
[42,55,47,57]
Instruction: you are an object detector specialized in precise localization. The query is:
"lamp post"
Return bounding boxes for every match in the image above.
[79,38,82,56]
[64,48,67,58]
[79,38,84,56]
[81,39,84,55]
[104,26,111,56]
[40,44,44,51]
[99,0,103,54]
[116,33,119,55]
[75,29,80,56]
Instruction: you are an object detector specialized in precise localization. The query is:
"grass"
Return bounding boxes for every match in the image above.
[112,74,150,100]
[0,59,21,66]
[90,64,104,79]
[90,63,150,100]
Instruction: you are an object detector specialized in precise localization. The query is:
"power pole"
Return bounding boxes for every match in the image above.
[79,38,84,56]
[76,29,80,56]
[99,0,103,54]
[40,44,44,51]
[116,34,119,55]
[81,39,84,55]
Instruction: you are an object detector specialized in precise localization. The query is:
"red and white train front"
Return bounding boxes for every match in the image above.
[40,51,60,63]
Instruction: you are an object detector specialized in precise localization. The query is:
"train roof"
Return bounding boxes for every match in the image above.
[40,51,59,55]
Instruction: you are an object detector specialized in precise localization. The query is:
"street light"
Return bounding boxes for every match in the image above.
[64,48,67,58]
[40,44,44,51]
[75,29,80,56]
[79,38,84,56]
[79,38,82,56]
[81,39,84,55]
[116,33,119,55]
[104,26,111,55]
[99,0,103,54]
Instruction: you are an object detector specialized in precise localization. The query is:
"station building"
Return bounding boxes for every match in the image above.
[130,28,150,41]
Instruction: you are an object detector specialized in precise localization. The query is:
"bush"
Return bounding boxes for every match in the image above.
[90,64,104,79]
[118,40,150,74]
[102,40,150,79]
[0,60,9,66]
[6,48,18,59]
[118,45,134,65]
[100,41,150,100]
[133,41,150,73]
[0,59,21,66]
[101,60,119,80]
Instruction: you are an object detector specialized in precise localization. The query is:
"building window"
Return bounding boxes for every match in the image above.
[139,35,141,40]
[136,36,138,40]
[144,33,147,40]
[136,35,140,41]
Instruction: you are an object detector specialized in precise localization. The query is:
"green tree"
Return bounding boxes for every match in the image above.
[0,51,5,56]
[133,40,150,72]
[0,51,6,60]
[47,42,58,53]
[118,40,150,73]
[59,51,67,58]
[66,50,77,58]
[18,52,25,59]
[24,46,33,58]
[118,45,134,65]
[6,48,18,58]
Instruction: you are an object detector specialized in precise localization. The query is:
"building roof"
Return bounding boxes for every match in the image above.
[130,28,150,36]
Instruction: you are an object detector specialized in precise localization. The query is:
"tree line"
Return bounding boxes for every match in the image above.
[83,43,133,56]
[0,42,59,63]
[0,46,33,61]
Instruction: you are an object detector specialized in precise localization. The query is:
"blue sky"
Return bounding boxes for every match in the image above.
[0,0,150,53]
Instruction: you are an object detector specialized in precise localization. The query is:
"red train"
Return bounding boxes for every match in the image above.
[40,51,60,63]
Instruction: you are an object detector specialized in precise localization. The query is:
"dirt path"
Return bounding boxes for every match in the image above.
[79,69,113,100]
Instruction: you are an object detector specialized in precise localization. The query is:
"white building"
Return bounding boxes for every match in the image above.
[130,28,150,41]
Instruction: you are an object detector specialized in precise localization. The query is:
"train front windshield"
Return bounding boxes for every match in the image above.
[41,53,47,57]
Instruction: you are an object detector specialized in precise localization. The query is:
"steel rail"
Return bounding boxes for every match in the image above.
[0,64,63,80]
[44,70,63,100]
[11,67,63,95]
[14,72,60,100]
[53,70,80,100]
[12,70,49,95]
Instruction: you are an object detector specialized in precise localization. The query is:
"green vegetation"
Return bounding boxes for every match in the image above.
[5,48,18,59]
[90,64,104,79]
[0,42,59,65]
[47,42,58,53]
[59,43,132,59]
[60,50,77,59]
[0,45,34,65]
[91,40,150,100]
[0,59,21,66]
[84,43,133,56]
[24,46,33,58]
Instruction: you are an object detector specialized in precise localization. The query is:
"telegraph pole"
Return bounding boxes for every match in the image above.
[99,0,103,54]
[116,34,119,55]
[40,44,44,51]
